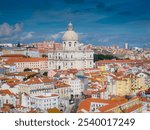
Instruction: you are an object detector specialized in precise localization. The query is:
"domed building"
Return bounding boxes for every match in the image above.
[48,22,94,70]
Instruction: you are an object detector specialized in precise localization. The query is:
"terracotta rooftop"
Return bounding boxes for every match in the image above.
[6,57,48,63]
[36,94,58,98]
[78,98,116,112]
[78,96,139,113]
[96,60,142,64]
[6,72,37,77]
[1,54,26,58]
[22,77,53,85]
[124,104,142,113]
[54,81,70,88]
[0,89,16,96]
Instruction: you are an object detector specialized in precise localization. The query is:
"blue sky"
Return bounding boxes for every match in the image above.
[0,0,150,48]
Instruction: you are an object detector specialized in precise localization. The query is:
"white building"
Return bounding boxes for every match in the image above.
[62,77,84,97]
[5,58,48,72]
[21,93,59,110]
[0,83,19,94]
[125,43,129,50]
[48,22,94,70]
[54,81,71,99]
[19,77,54,96]
[0,89,17,108]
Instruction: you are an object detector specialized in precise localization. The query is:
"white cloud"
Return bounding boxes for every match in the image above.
[50,33,60,39]
[0,23,23,37]
[47,31,65,40]
[0,22,36,42]
[20,32,34,40]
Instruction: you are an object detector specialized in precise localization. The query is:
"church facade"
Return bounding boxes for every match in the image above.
[48,22,94,70]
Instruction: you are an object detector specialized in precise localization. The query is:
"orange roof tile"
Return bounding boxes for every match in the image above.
[6,57,48,63]
[0,89,16,96]
[124,104,142,113]
[36,94,58,98]
[6,72,37,77]
[1,54,26,58]
[78,98,115,112]
[22,77,53,85]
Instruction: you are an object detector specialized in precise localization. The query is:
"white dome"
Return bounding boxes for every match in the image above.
[62,31,78,41]
[62,22,78,41]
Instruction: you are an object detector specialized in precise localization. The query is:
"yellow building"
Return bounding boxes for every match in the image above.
[109,73,147,97]
[115,78,131,96]
[109,75,131,96]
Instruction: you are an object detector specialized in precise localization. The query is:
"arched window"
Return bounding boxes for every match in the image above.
[74,42,76,47]
[58,66,61,70]
[69,42,71,47]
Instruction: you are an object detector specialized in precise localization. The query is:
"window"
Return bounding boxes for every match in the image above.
[58,66,61,70]
[69,42,71,47]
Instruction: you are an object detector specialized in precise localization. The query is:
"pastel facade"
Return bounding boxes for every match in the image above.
[21,93,59,110]
[62,77,84,97]
[5,58,48,72]
[0,89,17,108]
[19,77,54,96]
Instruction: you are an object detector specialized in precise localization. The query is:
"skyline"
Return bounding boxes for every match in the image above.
[0,0,150,48]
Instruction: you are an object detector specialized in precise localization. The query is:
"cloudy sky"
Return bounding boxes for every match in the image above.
[0,0,150,47]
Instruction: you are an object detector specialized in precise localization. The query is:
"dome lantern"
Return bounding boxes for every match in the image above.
[68,22,73,31]
[62,22,78,41]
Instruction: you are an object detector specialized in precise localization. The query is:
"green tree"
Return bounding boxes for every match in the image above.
[43,72,48,76]
[24,68,32,72]
[94,54,119,62]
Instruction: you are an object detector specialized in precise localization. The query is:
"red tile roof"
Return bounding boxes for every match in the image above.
[1,54,26,58]
[22,77,53,85]
[6,57,48,63]
[0,89,16,96]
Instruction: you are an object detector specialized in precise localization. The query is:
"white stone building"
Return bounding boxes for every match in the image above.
[21,93,59,110]
[62,77,84,97]
[48,22,94,70]
[5,58,48,72]
[0,89,17,108]
[19,77,54,96]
